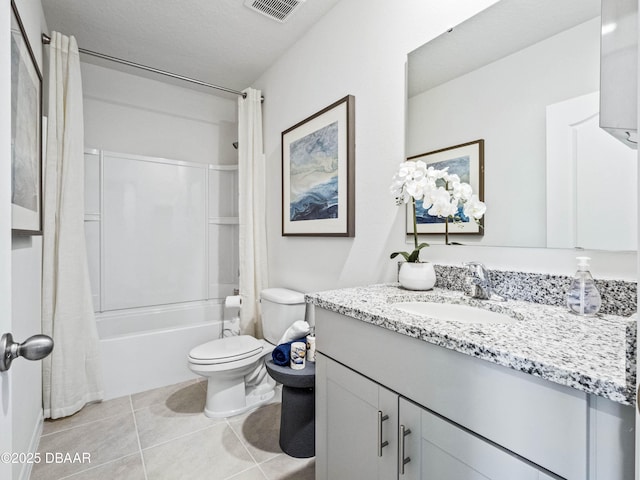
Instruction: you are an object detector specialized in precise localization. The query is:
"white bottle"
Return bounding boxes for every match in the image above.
[566,257,601,316]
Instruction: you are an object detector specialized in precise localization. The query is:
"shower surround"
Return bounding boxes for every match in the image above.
[84,149,239,399]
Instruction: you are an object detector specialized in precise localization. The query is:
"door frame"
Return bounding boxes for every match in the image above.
[1,0,14,478]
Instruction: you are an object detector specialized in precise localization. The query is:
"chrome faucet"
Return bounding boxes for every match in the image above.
[463,262,504,301]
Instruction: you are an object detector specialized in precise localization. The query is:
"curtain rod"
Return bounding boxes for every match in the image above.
[41,33,259,100]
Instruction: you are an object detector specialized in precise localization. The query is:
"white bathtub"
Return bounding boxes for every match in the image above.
[97,301,222,400]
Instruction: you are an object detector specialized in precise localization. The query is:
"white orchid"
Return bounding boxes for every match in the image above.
[427,187,459,218]
[390,159,486,257]
[451,181,472,201]
[463,194,487,220]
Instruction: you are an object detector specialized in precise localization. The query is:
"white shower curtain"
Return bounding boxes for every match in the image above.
[42,32,103,419]
[238,88,269,336]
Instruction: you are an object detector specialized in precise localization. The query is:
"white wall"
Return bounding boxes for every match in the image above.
[255,0,636,291]
[81,62,238,165]
[9,1,47,478]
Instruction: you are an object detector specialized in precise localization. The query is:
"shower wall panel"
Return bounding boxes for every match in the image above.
[208,166,240,298]
[84,150,238,312]
[102,152,207,310]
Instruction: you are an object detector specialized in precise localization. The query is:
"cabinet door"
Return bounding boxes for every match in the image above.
[399,398,553,480]
[316,354,397,480]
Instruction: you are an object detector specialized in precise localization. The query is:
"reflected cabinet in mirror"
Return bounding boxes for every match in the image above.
[406,0,637,251]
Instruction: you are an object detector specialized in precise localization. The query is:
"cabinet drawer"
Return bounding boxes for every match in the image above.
[400,397,556,479]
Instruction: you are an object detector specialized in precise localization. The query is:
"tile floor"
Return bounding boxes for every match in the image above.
[31,380,315,480]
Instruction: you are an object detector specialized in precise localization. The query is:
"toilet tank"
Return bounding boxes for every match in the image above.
[260,288,306,345]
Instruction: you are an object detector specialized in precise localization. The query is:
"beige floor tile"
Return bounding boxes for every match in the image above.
[42,396,132,435]
[259,455,315,480]
[131,378,200,411]
[225,466,268,480]
[61,453,146,480]
[143,423,255,480]
[228,403,283,463]
[134,382,223,449]
[33,379,291,480]
[31,412,139,480]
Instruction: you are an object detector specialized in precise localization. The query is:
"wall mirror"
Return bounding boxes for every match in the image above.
[406,0,637,251]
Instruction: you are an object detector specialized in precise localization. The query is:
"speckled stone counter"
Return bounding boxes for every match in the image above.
[306,284,637,406]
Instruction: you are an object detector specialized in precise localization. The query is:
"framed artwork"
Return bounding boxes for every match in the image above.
[282,95,355,237]
[407,139,484,236]
[10,0,43,235]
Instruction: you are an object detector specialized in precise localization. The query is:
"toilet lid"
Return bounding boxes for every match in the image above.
[188,335,264,365]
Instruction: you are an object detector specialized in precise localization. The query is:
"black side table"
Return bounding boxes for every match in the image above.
[265,359,315,458]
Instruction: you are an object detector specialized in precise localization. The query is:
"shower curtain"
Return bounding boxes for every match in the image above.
[238,88,269,336]
[42,32,103,419]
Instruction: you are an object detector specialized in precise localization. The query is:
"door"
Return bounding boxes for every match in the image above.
[399,398,554,479]
[316,354,397,480]
[1,0,13,477]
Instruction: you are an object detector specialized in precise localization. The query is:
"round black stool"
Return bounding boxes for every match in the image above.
[265,359,315,458]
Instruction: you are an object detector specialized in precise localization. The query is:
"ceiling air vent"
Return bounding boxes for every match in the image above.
[244,0,307,23]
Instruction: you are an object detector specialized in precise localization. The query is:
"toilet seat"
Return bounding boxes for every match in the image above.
[188,335,264,365]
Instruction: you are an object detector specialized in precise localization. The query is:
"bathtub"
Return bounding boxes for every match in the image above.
[97,300,223,400]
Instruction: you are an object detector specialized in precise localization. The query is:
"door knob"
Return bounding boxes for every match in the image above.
[0,333,54,372]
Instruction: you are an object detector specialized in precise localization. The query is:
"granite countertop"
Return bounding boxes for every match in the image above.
[306,284,637,406]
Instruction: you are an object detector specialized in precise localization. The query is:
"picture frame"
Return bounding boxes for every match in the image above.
[10,0,43,235]
[407,139,484,236]
[281,95,355,237]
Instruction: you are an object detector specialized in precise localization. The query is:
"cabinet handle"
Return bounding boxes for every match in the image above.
[399,424,411,475]
[377,410,389,457]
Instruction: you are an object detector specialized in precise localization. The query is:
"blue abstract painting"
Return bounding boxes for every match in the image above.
[416,155,470,224]
[289,121,339,222]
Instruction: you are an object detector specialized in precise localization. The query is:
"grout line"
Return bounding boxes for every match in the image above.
[255,455,274,480]
[35,403,140,479]
[130,395,149,480]
[223,465,265,480]
[41,400,132,437]
[225,416,272,479]
[226,417,259,463]
[139,422,225,451]
[130,379,201,412]
[56,453,137,479]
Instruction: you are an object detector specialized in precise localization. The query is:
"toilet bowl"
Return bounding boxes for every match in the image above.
[187,288,306,418]
[188,335,276,418]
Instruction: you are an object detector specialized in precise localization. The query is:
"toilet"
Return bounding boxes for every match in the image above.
[188,288,306,418]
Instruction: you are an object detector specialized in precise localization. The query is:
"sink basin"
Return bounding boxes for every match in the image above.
[394,302,517,324]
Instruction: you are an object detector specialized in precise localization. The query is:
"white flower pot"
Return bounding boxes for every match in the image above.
[398,262,436,291]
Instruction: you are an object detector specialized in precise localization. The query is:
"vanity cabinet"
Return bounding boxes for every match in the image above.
[314,306,634,480]
[318,353,555,479]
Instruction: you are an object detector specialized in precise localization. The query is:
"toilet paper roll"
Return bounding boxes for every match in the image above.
[224,295,242,309]
[290,341,306,370]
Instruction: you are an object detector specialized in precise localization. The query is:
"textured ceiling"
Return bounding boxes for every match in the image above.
[408,0,601,97]
[41,0,341,97]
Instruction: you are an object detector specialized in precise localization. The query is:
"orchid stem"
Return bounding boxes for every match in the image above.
[445,216,449,245]
[412,198,419,251]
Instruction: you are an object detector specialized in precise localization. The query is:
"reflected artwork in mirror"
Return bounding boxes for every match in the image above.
[406,0,637,251]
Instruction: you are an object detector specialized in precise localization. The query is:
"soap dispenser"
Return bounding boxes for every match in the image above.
[566,257,601,316]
